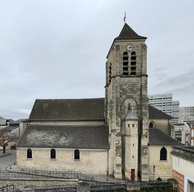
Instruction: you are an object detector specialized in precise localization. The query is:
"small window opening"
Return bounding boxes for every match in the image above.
[109,63,112,82]
[132,124,135,127]
[27,149,32,159]
[74,149,80,160]
[149,122,153,128]
[132,156,134,158]
[160,147,167,160]
[128,124,130,127]
[51,149,56,159]
[133,144,134,147]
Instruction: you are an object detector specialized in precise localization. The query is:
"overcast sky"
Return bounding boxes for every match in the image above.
[0,0,194,120]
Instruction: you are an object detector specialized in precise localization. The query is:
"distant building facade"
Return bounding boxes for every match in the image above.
[179,106,194,123]
[190,124,194,146]
[149,93,179,124]
[174,123,190,146]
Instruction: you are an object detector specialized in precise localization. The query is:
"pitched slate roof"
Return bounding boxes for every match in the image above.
[115,23,147,40]
[17,125,109,149]
[10,119,26,125]
[29,98,105,121]
[106,23,146,59]
[149,105,173,119]
[149,128,184,146]
[123,111,138,120]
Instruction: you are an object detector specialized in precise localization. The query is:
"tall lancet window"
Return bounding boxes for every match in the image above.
[123,52,128,75]
[131,51,136,75]
[128,103,131,111]
[109,62,112,83]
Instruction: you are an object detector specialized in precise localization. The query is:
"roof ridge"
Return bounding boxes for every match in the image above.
[115,23,146,40]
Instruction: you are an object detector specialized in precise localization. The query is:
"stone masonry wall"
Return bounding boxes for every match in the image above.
[17,148,108,175]
[105,39,149,181]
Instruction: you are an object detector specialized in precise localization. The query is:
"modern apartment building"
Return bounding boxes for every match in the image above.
[149,93,179,124]
[179,106,194,123]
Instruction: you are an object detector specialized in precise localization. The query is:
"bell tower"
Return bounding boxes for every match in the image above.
[105,23,149,181]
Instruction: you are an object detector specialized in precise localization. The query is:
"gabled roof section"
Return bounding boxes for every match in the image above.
[149,128,184,146]
[115,23,147,40]
[10,119,26,125]
[149,105,173,119]
[29,98,105,121]
[123,111,138,120]
[17,125,109,149]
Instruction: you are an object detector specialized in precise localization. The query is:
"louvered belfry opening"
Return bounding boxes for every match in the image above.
[123,52,128,75]
[131,51,136,75]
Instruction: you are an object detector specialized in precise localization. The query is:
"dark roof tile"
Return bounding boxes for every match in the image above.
[149,105,173,119]
[17,125,109,149]
[29,98,105,121]
[115,23,146,40]
[149,128,184,146]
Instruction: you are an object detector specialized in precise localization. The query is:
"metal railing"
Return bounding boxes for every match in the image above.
[0,170,94,181]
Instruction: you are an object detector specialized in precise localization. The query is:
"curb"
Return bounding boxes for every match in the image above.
[0,153,12,159]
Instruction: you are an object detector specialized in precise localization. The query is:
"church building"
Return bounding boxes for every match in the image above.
[16,23,179,182]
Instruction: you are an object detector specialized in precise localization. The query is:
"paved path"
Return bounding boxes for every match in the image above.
[0,150,16,170]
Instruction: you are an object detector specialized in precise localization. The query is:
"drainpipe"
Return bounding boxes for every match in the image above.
[168,119,170,136]
[107,149,109,175]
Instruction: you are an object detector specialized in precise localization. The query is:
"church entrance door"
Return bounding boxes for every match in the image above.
[131,169,135,180]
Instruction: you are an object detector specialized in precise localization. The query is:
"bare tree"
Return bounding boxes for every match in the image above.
[0,130,20,153]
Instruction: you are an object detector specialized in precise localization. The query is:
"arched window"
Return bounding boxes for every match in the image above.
[149,122,153,128]
[131,51,136,75]
[123,52,128,75]
[27,149,32,159]
[109,62,112,83]
[50,149,56,159]
[74,149,80,160]
[160,147,167,160]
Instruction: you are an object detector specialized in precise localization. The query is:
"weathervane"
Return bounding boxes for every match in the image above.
[123,12,126,23]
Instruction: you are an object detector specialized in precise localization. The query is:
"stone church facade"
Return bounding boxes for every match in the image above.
[17,23,178,182]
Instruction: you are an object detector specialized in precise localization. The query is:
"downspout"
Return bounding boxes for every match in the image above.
[168,119,170,136]
[107,149,109,175]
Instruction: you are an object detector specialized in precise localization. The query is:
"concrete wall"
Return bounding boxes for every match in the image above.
[17,148,108,175]
[172,155,194,192]
[148,145,172,181]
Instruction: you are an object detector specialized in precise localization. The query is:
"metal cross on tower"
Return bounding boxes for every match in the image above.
[123,12,126,23]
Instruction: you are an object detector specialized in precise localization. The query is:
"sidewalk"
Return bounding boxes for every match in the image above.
[0,150,13,158]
